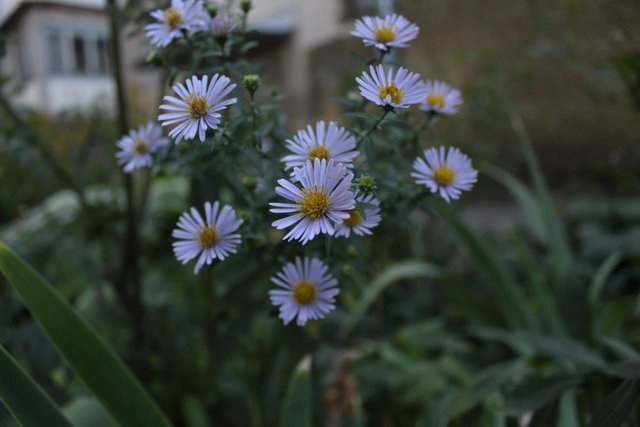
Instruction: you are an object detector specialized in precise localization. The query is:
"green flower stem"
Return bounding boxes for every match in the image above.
[107,0,145,349]
[358,108,390,145]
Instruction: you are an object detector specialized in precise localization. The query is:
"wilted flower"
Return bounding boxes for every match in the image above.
[158,74,237,142]
[335,192,381,238]
[351,14,419,51]
[115,123,169,173]
[270,159,355,244]
[172,201,243,274]
[419,80,463,115]
[282,121,359,174]
[356,65,427,109]
[269,257,339,326]
[145,0,207,47]
[412,146,478,202]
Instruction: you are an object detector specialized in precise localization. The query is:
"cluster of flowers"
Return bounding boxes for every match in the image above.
[144,0,238,47]
[115,7,478,326]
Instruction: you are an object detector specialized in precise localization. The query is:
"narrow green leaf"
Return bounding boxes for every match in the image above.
[63,397,113,427]
[558,389,579,427]
[510,115,574,282]
[0,344,73,427]
[449,360,528,417]
[588,252,622,306]
[504,375,581,415]
[431,199,535,330]
[589,380,639,427]
[600,336,640,361]
[0,241,172,427]
[280,355,312,427]
[518,332,606,369]
[338,260,441,339]
[480,162,545,239]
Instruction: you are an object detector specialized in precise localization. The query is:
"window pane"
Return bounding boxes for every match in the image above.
[96,38,110,73]
[47,33,63,73]
[73,36,86,73]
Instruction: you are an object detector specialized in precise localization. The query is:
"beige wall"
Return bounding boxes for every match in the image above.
[249,0,353,126]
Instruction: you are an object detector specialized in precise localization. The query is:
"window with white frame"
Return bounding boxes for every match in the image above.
[46,29,110,75]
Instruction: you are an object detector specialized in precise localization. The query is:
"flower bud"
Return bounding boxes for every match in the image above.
[241,0,252,13]
[206,4,218,17]
[356,174,377,194]
[242,74,261,95]
[242,175,257,191]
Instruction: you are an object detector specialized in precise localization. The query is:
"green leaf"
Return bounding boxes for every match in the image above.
[558,389,579,427]
[338,260,441,338]
[280,354,312,427]
[0,344,73,427]
[589,380,639,427]
[0,241,172,427]
[63,397,113,427]
[449,360,528,417]
[480,162,545,240]
[518,333,606,369]
[431,199,534,330]
[510,115,574,282]
[588,252,622,306]
[504,375,581,415]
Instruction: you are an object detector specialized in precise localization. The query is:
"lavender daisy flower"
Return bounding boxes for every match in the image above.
[335,192,382,238]
[282,121,359,174]
[412,146,478,202]
[159,74,237,142]
[115,122,169,173]
[172,201,243,274]
[419,80,463,115]
[269,257,339,326]
[356,65,428,109]
[209,13,237,38]
[145,0,207,48]
[351,14,419,52]
[270,159,355,244]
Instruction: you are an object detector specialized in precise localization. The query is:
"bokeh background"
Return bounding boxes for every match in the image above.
[0,0,639,426]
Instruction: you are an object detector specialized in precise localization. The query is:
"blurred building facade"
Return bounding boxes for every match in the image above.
[0,0,383,119]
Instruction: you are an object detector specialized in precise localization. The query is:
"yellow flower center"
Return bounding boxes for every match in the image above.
[186,94,209,119]
[292,280,317,305]
[374,26,396,44]
[163,7,184,29]
[433,166,455,187]
[133,139,149,155]
[307,145,331,161]
[427,94,446,109]
[197,226,219,248]
[379,81,404,104]
[343,210,363,228]
[300,189,329,219]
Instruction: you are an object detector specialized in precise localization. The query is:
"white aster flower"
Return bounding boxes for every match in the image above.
[270,159,355,245]
[411,146,478,202]
[115,122,169,173]
[269,257,339,326]
[172,201,243,274]
[351,14,419,52]
[145,0,207,47]
[335,192,381,238]
[419,80,463,115]
[356,65,428,109]
[158,74,237,142]
[282,121,359,174]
